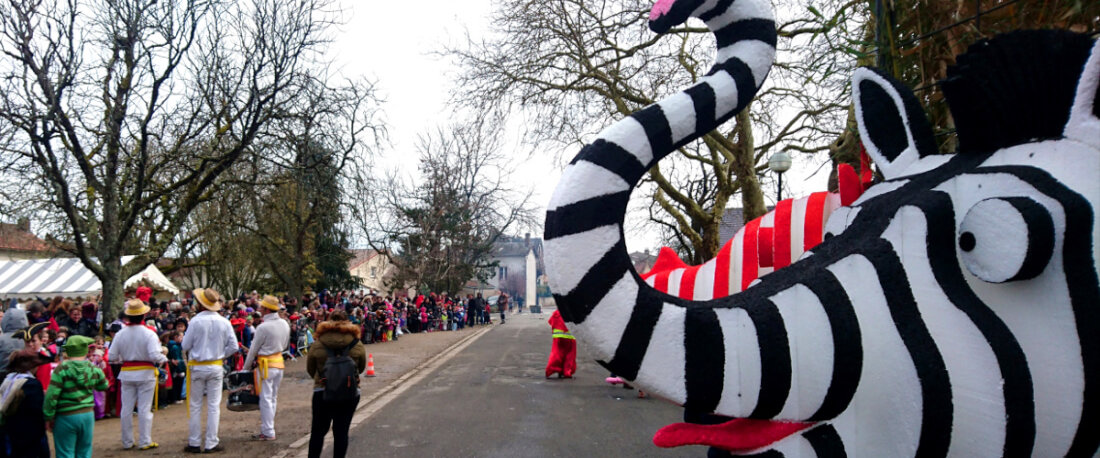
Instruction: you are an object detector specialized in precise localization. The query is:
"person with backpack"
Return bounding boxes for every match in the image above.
[305,310,366,458]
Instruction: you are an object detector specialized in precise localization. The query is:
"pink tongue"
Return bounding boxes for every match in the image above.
[653,418,815,452]
[649,0,675,20]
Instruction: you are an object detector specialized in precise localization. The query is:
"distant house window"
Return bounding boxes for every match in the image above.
[499,266,507,280]
[370,266,377,278]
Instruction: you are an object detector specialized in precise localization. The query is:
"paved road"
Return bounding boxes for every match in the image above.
[345,310,705,457]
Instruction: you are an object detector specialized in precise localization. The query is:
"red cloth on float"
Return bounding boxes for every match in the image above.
[544,310,577,378]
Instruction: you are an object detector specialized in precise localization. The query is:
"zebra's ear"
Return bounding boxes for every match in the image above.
[1064,39,1100,149]
[852,68,938,179]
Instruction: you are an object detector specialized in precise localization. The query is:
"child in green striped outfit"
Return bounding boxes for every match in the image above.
[44,335,109,458]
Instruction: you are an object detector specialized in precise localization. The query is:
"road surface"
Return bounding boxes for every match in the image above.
[337,309,706,457]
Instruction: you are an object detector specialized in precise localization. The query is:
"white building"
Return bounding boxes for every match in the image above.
[470,233,544,307]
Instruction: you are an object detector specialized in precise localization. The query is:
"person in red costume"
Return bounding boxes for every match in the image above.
[544,310,576,379]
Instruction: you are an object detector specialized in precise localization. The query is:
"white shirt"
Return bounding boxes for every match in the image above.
[107,323,168,381]
[181,310,239,365]
[243,313,290,369]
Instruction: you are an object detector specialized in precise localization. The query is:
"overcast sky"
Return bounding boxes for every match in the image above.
[329,0,829,253]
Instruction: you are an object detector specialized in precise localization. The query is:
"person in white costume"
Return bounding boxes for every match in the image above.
[108,299,168,450]
[243,295,290,441]
[181,288,238,453]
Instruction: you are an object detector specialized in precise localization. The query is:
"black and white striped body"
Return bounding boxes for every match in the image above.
[543,2,1100,454]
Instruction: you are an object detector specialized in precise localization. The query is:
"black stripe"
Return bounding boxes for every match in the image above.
[744,299,791,418]
[858,67,938,158]
[969,167,1100,456]
[863,240,952,457]
[1047,188,1099,457]
[570,139,649,185]
[714,18,778,49]
[696,0,734,22]
[630,104,673,165]
[684,307,724,412]
[595,359,612,373]
[544,191,630,240]
[1002,197,1055,282]
[553,241,633,324]
[741,451,784,458]
[803,272,862,422]
[707,448,785,458]
[607,287,665,380]
[706,57,757,123]
[803,424,847,457]
[684,83,717,138]
[915,191,1036,456]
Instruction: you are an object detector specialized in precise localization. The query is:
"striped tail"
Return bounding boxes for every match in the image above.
[543,0,776,402]
[643,192,843,299]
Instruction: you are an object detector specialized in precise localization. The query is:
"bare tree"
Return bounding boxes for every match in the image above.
[449,0,863,262]
[0,0,339,318]
[357,114,538,294]
[168,76,385,299]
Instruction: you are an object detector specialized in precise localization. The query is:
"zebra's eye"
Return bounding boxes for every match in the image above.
[959,197,1054,283]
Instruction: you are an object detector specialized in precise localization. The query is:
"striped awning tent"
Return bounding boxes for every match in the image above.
[0,256,179,300]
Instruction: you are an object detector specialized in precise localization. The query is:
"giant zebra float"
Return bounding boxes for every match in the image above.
[542,0,1100,455]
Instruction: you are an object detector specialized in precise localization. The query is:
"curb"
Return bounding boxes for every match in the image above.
[272,325,495,457]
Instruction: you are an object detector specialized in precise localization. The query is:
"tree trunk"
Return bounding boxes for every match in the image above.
[827,107,862,192]
[694,219,721,264]
[287,276,304,302]
[732,110,767,222]
[100,259,125,330]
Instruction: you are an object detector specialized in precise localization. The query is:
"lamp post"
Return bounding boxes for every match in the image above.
[768,151,792,201]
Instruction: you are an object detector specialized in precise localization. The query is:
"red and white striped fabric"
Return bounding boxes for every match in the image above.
[642,192,842,299]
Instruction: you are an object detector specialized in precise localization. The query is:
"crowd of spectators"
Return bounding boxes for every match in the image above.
[0,287,520,406]
[0,285,522,456]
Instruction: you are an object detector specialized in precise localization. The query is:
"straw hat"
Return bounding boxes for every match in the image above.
[192,288,222,312]
[124,298,150,316]
[259,295,281,311]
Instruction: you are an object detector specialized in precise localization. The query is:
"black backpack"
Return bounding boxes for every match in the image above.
[321,341,359,401]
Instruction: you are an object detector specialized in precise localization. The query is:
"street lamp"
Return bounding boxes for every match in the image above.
[768,151,792,201]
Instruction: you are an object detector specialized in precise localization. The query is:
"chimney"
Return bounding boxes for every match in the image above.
[16,217,29,232]
[525,232,530,246]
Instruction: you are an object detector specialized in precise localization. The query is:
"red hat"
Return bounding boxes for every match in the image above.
[136,285,153,303]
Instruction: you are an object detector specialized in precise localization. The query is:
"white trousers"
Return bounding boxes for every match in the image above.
[259,368,283,436]
[188,368,224,448]
[119,379,156,448]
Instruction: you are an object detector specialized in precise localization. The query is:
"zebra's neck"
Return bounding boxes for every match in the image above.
[638,5,776,169]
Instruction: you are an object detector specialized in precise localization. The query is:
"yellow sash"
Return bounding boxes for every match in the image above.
[185,360,222,417]
[254,354,284,394]
[120,364,161,411]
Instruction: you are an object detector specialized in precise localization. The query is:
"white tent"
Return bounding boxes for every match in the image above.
[0,255,179,300]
